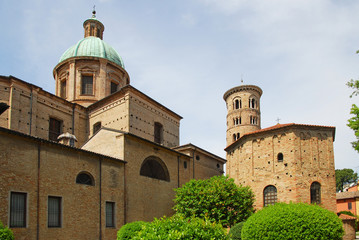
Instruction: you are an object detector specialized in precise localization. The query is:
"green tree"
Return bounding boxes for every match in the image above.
[241,203,344,240]
[173,175,255,228]
[0,221,14,240]
[336,168,358,192]
[347,79,359,153]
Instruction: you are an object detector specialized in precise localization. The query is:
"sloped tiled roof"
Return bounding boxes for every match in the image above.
[336,191,359,200]
[225,123,335,151]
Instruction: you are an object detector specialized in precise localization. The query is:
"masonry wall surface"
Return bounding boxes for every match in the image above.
[0,130,125,240]
[226,126,336,211]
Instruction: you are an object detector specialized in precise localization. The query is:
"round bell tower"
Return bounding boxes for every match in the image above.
[223,84,262,146]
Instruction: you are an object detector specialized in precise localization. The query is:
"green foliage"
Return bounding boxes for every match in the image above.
[120,214,228,240]
[241,202,344,240]
[228,222,244,240]
[347,79,359,152]
[173,175,255,227]
[335,168,358,192]
[117,221,148,240]
[348,104,359,152]
[0,221,14,240]
[338,210,356,217]
[347,79,359,98]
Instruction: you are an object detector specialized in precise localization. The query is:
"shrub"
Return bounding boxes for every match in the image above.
[241,202,344,240]
[228,222,245,240]
[173,175,255,227]
[128,214,229,239]
[0,221,14,240]
[117,221,148,240]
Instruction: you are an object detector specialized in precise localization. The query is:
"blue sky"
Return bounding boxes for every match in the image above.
[1,0,358,170]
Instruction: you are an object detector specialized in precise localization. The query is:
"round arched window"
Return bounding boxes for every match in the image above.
[76,172,94,186]
[140,156,170,182]
[263,185,277,207]
[277,153,284,162]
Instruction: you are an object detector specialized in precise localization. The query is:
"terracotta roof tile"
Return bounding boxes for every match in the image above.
[225,123,335,151]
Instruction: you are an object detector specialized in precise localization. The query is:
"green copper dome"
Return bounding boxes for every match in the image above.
[59,36,125,68]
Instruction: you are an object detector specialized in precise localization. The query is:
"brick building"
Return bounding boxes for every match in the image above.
[224,84,337,211]
[0,11,225,240]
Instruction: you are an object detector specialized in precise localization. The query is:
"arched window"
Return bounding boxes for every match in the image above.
[235,99,240,109]
[140,156,170,182]
[93,122,101,135]
[240,99,242,108]
[76,172,94,186]
[310,182,321,204]
[263,185,277,207]
[277,153,283,162]
[233,134,236,141]
[239,117,242,124]
[237,133,240,139]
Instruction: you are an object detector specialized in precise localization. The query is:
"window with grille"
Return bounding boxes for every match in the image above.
[10,192,27,228]
[81,75,93,95]
[310,182,321,204]
[49,118,62,142]
[140,156,170,181]
[76,172,94,186]
[106,202,115,227]
[263,185,277,207]
[48,196,61,227]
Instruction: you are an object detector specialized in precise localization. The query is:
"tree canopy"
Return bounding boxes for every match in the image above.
[335,168,358,192]
[173,175,255,227]
[347,79,359,153]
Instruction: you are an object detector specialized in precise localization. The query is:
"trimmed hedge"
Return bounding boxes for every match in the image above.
[228,222,244,240]
[117,221,148,240]
[118,214,229,240]
[241,202,344,240]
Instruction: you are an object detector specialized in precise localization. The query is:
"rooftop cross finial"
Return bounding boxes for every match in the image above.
[276,117,281,124]
[92,5,96,18]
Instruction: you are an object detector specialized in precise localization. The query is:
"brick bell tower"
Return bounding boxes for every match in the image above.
[223,84,262,146]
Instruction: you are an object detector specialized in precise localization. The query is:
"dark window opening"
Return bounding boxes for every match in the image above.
[184,161,187,169]
[233,134,236,141]
[48,196,61,228]
[277,153,284,162]
[60,80,66,98]
[49,118,62,142]
[154,122,163,144]
[111,82,118,94]
[140,156,170,181]
[81,75,93,95]
[93,122,101,135]
[235,99,239,109]
[76,172,94,186]
[348,202,352,210]
[263,185,277,207]
[106,202,115,227]
[310,182,321,204]
[239,117,242,124]
[10,192,27,228]
[237,133,240,139]
[240,99,242,108]
[217,163,220,168]
[196,155,200,160]
[96,28,101,38]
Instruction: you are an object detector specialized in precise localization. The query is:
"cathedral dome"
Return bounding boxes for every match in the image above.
[59,36,125,68]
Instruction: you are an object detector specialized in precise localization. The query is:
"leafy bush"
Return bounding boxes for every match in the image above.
[241,202,344,240]
[173,175,255,227]
[117,221,148,240]
[0,221,14,240]
[123,214,228,240]
[228,222,244,240]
